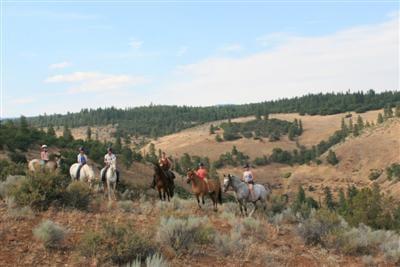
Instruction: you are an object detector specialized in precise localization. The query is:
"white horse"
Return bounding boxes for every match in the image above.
[69,163,96,188]
[28,158,60,173]
[223,174,271,217]
[100,163,118,201]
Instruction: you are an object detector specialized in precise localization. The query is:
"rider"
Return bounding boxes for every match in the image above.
[76,147,87,180]
[242,163,255,199]
[197,162,211,193]
[103,147,119,183]
[40,145,49,167]
[151,152,174,189]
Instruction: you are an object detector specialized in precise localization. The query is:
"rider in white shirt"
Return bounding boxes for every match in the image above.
[103,147,119,183]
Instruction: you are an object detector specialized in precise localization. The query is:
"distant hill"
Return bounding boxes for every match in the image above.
[25,90,400,138]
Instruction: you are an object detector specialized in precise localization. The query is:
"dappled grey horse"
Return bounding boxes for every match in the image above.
[223,174,271,216]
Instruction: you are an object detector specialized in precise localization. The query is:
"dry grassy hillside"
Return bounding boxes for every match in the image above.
[142,109,382,161]
[236,118,400,200]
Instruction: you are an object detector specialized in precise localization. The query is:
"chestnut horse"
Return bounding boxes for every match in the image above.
[186,170,222,211]
[153,163,174,201]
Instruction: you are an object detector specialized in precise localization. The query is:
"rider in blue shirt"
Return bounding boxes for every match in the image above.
[76,147,88,180]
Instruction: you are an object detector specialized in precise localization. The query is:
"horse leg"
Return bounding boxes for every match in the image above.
[112,182,117,201]
[158,189,162,201]
[196,195,201,209]
[243,201,248,216]
[238,200,244,216]
[107,180,112,202]
[212,193,217,212]
[249,201,257,217]
[202,194,205,205]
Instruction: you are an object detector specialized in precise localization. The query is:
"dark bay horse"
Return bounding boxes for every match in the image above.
[153,164,174,201]
[186,170,222,211]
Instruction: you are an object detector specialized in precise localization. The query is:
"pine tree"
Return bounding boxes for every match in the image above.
[377,113,384,124]
[288,125,296,141]
[384,104,393,119]
[114,136,122,153]
[324,186,335,210]
[47,125,56,136]
[299,119,303,134]
[340,118,348,134]
[63,125,73,141]
[348,118,354,132]
[232,145,238,155]
[327,150,339,165]
[209,124,215,135]
[395,104,400,118]
[353,124,360,137]
[124,135,131,145]
[356,115,364,129]
[86,127,92,140]
[121,146,133,168]
[264,113,269,120]
[338,189,348,216]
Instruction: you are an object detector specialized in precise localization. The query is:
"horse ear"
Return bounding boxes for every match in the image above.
[223,174,226,177]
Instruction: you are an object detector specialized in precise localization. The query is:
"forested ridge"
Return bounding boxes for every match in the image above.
[25,90,400,137]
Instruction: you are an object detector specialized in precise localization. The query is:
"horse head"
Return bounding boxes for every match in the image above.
[185,169,195,184]
[223,174,232,192]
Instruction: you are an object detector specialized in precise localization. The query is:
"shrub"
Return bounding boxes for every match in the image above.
[33,220,67,249]
[215,134,223,142]
[0,175,26,199]
[8,172,70,210]
[326,150,339,165]
[157,216,213,254]
[0,160,26,181]
[214,225,248,256]
[270,208,298,225]
[242,217,267,241]
[381,237,400,263]
[386,163,400,180]
[6,197,34,220]
[297,209,341,246]
[369,169,383,181]
[64,181,91,210]
[117,200,134,213]
[78,231,103,258]
[89,221,154,264]
[253,156,269,166]
[282,172,291,179]
[9,151,27,164]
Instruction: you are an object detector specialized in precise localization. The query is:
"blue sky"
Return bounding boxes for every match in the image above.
[2,1,399,117]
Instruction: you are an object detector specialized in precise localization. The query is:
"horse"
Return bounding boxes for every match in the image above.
[100,163,118,201]
[28,158,60,173]
[153,163,174,201]
[186,170,222,211]
[69,163,96,188]
[223,174,271,217]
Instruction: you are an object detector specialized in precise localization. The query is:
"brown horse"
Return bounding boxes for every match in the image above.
[186,170,222,211]
[153,164,174,201]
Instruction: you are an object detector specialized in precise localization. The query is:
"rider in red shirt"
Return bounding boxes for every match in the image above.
[196,163,211,193]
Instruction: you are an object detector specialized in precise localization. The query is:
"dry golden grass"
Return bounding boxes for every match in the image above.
[142,109,383,161]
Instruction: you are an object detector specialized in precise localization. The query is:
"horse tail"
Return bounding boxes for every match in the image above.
[218,187,222,204]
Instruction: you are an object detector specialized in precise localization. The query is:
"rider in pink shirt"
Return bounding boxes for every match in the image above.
[197,163,211,193]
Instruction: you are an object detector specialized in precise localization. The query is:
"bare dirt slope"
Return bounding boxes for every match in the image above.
[143,110,382,161]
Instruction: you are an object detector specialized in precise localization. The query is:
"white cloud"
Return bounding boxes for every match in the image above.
[129,39,143,49]
[256,32,294,47]
[44,72,148,94]
[177,46,188,56]
[12,97,36,105]
[158,16,398,106]
[219,43,242,52]
[49,61,71,69]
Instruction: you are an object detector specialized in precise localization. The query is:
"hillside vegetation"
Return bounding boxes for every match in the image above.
[25,90,400,138]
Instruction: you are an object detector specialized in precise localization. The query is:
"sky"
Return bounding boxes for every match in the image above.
[2,0,399,118]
